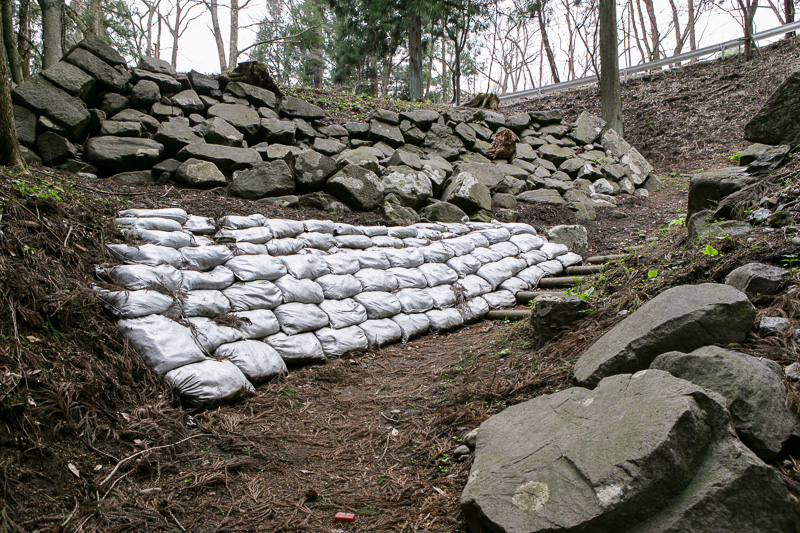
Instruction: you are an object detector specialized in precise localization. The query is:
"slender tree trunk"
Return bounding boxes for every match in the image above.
[207,0,227,71]
[170,2,180,67]
[451,44,461,105]
[600,0,623,136]
[229,0,239,68]
[785,0,795,37]
[642,0,659,60]
[88,0,103,36]
[742,0,759,60]
[409,11,422,99]
[156,10,162,56]
[18,0,31,79]
[668,0,684,55]
[688,0,697,51]
[38,0,64,68]
[635,0,652,61]
[0,18,25,167]
[537,7,560,83]
[1,1,24,84]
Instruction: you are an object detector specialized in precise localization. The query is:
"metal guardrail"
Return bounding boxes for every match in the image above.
[498,20,800,102]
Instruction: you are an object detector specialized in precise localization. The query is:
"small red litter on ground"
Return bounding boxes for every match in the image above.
[334,512,355,523]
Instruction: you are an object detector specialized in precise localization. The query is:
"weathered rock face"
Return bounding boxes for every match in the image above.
[545,225,588,251]
[725,262,792,302]
[745,70,800,147]
[231,160,295,199]
[441,172,492,214]
[530,293,589,345]
[293,150,337,192]
[381,166,433,208]
[175,158,226,188]
[461,370,800,533]
[12,76,91,139]
[573,283,756,387]
[325,164,385,210]
[651,346,798,460]
[85,136,164,171]
[687,167,758,219]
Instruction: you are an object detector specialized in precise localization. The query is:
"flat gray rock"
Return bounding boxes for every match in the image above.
[41,61,96,101]
[461,370,800,533]
[725,262,792,302]
[687,167,757,218]
[176,159,226,188]
[231,160,295,199]
[64,47,130,93]
[440,171,491,214]
[279,96,324,119]
[381,166,433,209]
[207,103,260,137]
[85,136,164,171]
[326,164,385,210]
[176,143,261,171]
[12,76,91,139]
[226,81,277,109]
[516,189,565,205]
[573,283,756,387]
[294,150,337,192]
[745,69,800,147]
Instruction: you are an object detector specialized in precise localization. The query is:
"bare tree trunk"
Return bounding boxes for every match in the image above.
[88,0,103,36]
[170,2,180,67]
[600,0,623,136]
[452,44,461,105]
[229,0,239,69]
[1,0,24,84]
[409,11,422,99]
[668,0,684,55]
[38,0,64,69]
[688,0,697,51]
[156,8,162,56]
[537,6,560,83]
[635,0,652,61]
[18,0,31,79]
[740,0,759,60]
[0,18,24,167]
[786,0,795,37]
[206,0,227,71]
[642,0,659,60]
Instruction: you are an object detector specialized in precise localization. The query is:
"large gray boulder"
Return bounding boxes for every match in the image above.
[725,262,792,302]
[530,293,590,345]
[516,189,565,205]
[200,117,245,147]
[137,55,177,77]
[64,47,130,92]
[419,200,468,223]
[77,35,126,66]
[85,136,164,171]
[36,132,77,165]
[570,112,606,145]
[455,162,505,191]
[294,150,337,192]
[13,105,36,145]
[171,89,204,113]
[326,164,385,210]
[745,70,800,147]
[12,76,90,139]
[176,143,261,172]
[399,109,439,129]
[381,166,433,208]
[573,283,756,387]
[369,119,404,147]
[545,224,588,251]
[207,103,261,137]
[461,370,800,533]
[600,129,653,186]
[132,68,182,94]
[231,160,295,199]
[279,96,325,119]
[226,81,277,109]
[154,118,205,152]
[188,70,219,95]
[422,123,464,161]
[687,167,758,219]
[41,61,96,101]
[260,118,296,144]
[440,172,491,214]
[130,79,161,108]
[651,346,798,460]
[175,158,226,188]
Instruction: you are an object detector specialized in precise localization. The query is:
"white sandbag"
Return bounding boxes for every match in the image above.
[490,241,520,258]
[370,235,404,248]
[187,316,244,353]
[214,340,286,384]
[499,276,530,293]
[119,208,188,224]
[475,261,514,290]
[273,302,329,335]
[165,359,253,406]
[223,280,283,310]
[419,242,455,263]
[415,222,447,232]
[362,225,389,237]
[352,249,390,269]
[442,236,476,256]
[215,227,273,244]
[427,285,459,309]
[273,275,324,304]
[98,289,174,318]
[465,232,490,248]
[478,227,511,245]
[181,266,235,290]
[521,250,549,266]
[388,226,417,238]
[231,242,269,255]
[193,236,214,247]
[220,214,266,229]
[353,292,402,319]
[502,222,537,236]
[382,247,424,268]
[510,233,545,252]
[498,256,528,275]
[280,255,331,279]
[387,267,428,289]
[107,243,182,267]
[354,269,399,292]
[402,237,427,247]
[335,235,373,249]
[118,314,206,374]
[418,263,459,287]
[319,298,368,328]
[230,309,280,338]
[126,228,194,249]
[539,260,564,276]
[226,255,287,281]
[315,274,363,299]
[557,252,582,268]
[391,313,430,342]
[265,219,305,238]
[179,290,232,317]
[472,247,503,264]
[298,232,336,250]
[459,296,489,323]
[183,215,216,234]
[359,318,402,348]
[425,308,463,333]
[466,222,495,230]
[459,274,493,298]
[441,223,471,235]
[396,288,435,314]
[540,242,569,259]
[517,265,545,287]
[334,223,363,235]
[315,326,368,358]
[266,332,326,363]
[483,290,517,309]
[304,219,335,234]
[266,238,305,256]
[100,264,182,291]
[414,228,443,240]
[446,255,481,277]
[116,216,183,232]
[322,253,361,275]
[179,245,234,271]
